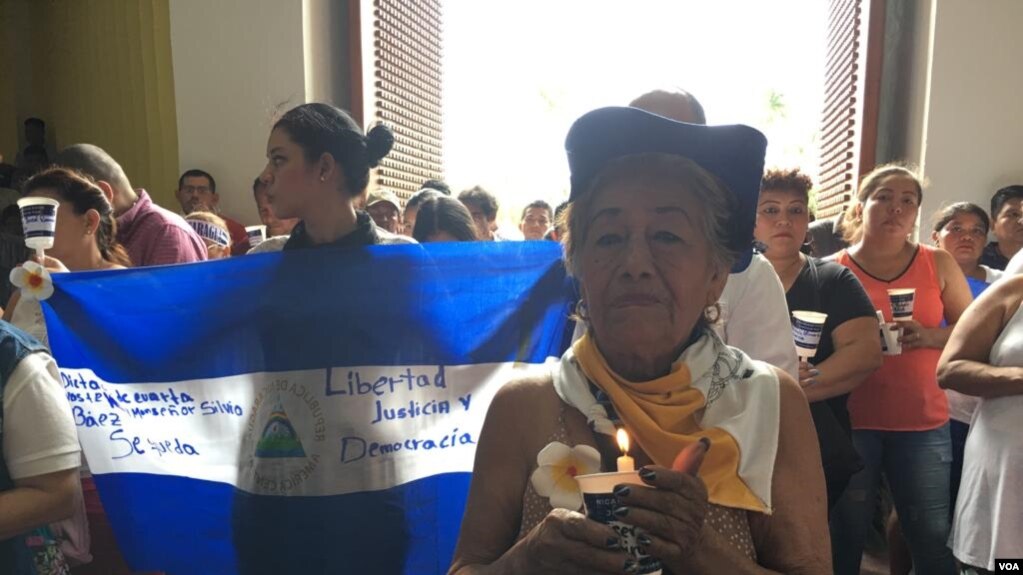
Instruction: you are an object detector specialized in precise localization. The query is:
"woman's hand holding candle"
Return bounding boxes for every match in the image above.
[798,361,821,388]
[603,438,712,572]
[28,253,70,273]
[898,318,946,350]
[612,466,710,571]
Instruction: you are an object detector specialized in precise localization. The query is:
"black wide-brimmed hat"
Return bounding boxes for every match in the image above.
[565,106,767,272]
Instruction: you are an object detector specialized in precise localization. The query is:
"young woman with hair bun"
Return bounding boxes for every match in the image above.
[252,102,415,252]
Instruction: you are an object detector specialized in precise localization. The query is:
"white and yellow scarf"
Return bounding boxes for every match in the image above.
[552,329,779,513]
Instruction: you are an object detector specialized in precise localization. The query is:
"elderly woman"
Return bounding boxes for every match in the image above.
[938,274,1023,573]
[449,108,830,574]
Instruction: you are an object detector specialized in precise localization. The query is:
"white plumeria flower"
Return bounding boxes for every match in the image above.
[10,261,54,301]
[529,441,601,511]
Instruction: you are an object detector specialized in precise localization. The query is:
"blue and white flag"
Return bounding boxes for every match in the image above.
[43,241,575,574]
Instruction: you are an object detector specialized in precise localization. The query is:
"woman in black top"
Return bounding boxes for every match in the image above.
[755,168,883,509]
[257,103,413,251]
[240,104,416,573]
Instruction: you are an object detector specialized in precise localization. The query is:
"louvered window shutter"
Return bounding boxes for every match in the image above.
[370,0,444,203]
[817,0,884,219]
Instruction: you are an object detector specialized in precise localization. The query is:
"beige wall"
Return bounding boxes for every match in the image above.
[169,0,307,224]
[897,0,1023,227]
[169,0,353,225]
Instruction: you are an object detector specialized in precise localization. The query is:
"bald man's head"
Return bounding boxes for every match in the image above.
[56,144,137,214]
[56,144,132,193]
[630,89,707,125]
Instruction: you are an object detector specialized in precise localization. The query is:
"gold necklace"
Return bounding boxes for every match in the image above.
[775,253,805,277]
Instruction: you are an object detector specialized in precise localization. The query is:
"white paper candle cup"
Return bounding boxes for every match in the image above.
[576,471,661,574]
[887,288,916,322]
[17,197,60,252]
[882,322,903,355]
[576,470,644,495]
[245,225,267,247]
[791,311,828,359]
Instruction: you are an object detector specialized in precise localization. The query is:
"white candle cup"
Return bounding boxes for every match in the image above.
[887,288,916,322]
[791,311,828,360]
[576,471,662,574]
[17,197,59,253]
[882,322,903,355]
[245,225,267,247]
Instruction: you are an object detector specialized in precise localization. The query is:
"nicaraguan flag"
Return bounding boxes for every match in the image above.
[44,241,574,574]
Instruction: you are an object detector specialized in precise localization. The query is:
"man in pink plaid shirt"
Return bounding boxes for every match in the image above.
[57,144,207,267]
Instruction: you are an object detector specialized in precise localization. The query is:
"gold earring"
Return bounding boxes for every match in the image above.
[575,300,590,322]
[704,303,722,324]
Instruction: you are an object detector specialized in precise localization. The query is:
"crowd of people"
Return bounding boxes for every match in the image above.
[0,89,1019,575]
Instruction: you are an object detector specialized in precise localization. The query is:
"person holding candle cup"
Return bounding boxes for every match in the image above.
[3,167,133,573]
[4,168,131,344]
[828,164,972,575]
[754,168,882,511]
[450,107,830,575]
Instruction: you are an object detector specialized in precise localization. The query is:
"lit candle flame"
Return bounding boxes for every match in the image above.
[616,428,630,454]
